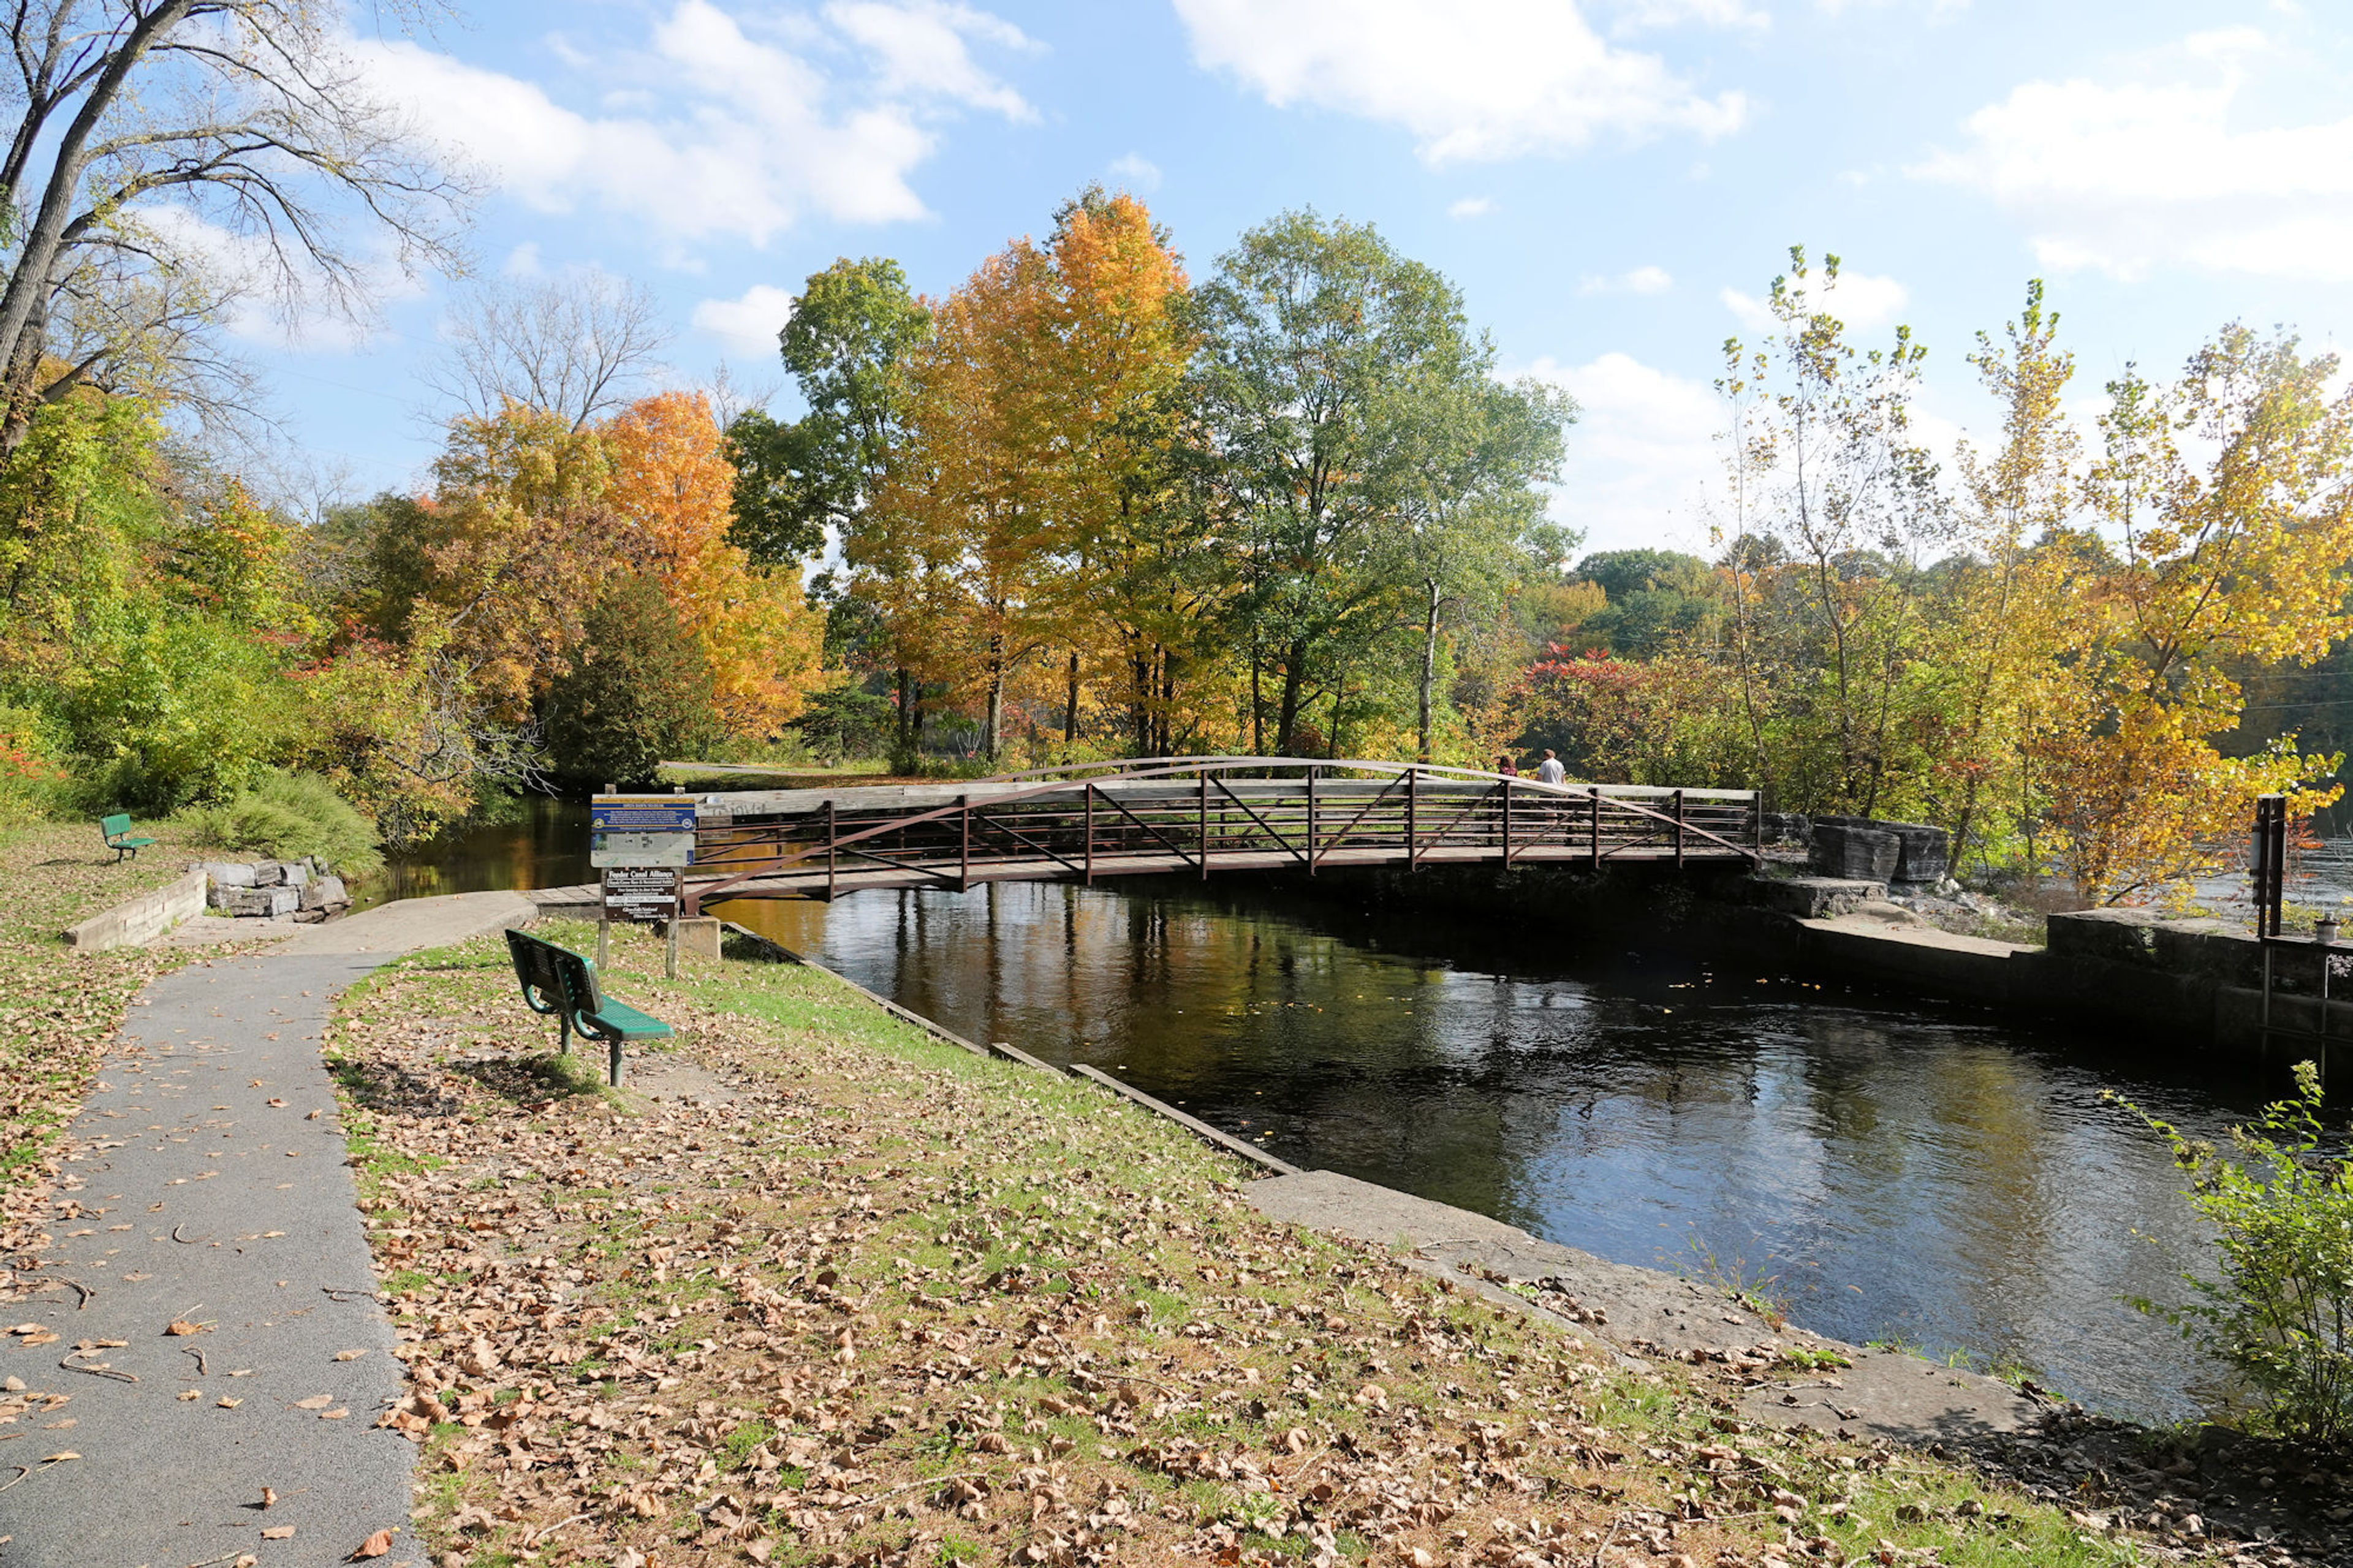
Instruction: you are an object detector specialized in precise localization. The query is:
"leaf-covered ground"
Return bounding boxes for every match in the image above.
[330,921,2222,1568]
[0,819,213,1241]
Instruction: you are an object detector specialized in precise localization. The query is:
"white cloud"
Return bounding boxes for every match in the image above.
[354,0,1035,254]
[501,242,544,278]
[1914,31,2353,281]
[1172,0,1746,164]
[1447,196,1496,219]
[824,0,1039,122]
[1525,352,1721,553]
[1578,264,1673,294]
[1601,0,1767,33]
[1108,152,1163,191]
[692,284,798,358]
[1719,266,1908,331]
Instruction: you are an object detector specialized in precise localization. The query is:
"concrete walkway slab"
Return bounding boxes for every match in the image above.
[0,891,536,1568]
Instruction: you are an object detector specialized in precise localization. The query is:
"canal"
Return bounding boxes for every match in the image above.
[386,795,2246,1426]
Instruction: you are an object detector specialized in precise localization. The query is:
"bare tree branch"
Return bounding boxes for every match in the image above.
[0,0,475,452]
[423,272,674,431]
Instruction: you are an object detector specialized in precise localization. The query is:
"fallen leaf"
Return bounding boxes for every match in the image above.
[320,1408,347,1420]
[262,1524,294,1540]
[164,1320,206,1336]
[349,1526,396,1559]
[332,1349,367,1362]
[38,1452,77,1463]
[260,1487,278,1509]
[293,1395,333,1410]
[218,1396,241,1409]
[177,1389,200,1401]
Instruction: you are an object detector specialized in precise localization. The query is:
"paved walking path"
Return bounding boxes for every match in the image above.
[0,892,532,1568]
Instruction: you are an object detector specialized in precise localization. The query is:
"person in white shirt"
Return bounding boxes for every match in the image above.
[1534,749,1566,786]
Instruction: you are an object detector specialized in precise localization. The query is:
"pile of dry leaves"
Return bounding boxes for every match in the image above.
[326,922,2199,1568]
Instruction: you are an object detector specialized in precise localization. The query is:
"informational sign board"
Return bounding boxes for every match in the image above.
[590,795,697,869]
[602,866,679,922]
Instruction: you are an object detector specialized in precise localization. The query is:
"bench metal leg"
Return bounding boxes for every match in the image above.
[608,1036,624,1088]
[558,1013,570,1056]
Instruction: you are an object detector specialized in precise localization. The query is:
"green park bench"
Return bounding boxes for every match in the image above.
[99,812,157,862]
[504,927,673,1086]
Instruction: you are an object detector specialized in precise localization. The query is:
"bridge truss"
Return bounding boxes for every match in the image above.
[676,758,1760,915]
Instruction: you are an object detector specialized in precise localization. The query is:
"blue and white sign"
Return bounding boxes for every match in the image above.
[591,795,698,869]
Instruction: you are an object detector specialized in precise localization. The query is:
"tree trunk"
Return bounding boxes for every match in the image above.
[1063,649,1080,747]
[895,666,914,753]
[983,634,1006,761]
[1275,638,1308,754]
[1417,580,1441,763]
[1131,650,1154,754]
[1250,639,1264,755]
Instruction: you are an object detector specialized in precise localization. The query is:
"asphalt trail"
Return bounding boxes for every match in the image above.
[1,892,531,1568]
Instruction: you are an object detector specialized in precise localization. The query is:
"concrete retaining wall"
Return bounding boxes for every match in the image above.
[63,868,207,952]
[1292,861,2321,1061]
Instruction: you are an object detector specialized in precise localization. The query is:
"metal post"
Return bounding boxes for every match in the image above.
[1085,782,1095,885]
[1588,789,1601,868]
[825,798,836,901]
[960,793,971,892]
[1673,789,1686,869]
[665,909,678,980]
[1407,766,1419,869]
[1501,779,1512,867]
[608,1035,624,1089]
[1751,793,1764,863]
[1198,768,1209,880]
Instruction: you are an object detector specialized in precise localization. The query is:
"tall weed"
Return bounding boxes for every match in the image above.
[2120,1061,2353,1445]
[176,770,384,874]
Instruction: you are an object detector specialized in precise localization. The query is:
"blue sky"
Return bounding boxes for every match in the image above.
[260,0,2353,555]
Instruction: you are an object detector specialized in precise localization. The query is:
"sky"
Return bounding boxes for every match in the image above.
[249,0,2353,556]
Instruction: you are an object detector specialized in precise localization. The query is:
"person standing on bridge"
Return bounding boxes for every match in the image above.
[1535,749,1566,787]
[1496,754,1518,777]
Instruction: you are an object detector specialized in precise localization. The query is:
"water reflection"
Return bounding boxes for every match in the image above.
[362,795,589,907]
[721,877,2248,1426]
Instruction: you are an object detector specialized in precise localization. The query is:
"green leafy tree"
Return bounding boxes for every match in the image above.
[728,257,932,567]
[541,575,719,787]
[1187,210,1491,754]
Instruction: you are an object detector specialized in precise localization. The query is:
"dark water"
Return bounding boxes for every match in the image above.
[377,808,2259,1426]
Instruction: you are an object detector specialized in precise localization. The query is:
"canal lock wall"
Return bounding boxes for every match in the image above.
[1291,860,2338,1066]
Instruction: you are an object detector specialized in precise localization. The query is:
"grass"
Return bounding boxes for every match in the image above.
[320,918,2226,1568]
[0,815,227,1239]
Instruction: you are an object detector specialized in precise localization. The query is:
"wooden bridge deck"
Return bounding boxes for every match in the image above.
[610,759,1763,914]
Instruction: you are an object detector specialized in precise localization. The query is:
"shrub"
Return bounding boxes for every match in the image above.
[176,770,384,875]
[53,612,298,813]
[2120,1061,2353,1444]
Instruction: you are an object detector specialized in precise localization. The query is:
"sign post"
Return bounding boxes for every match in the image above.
[591,793,698,980]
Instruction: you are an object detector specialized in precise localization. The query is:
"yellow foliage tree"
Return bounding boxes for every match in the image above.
[599,392,820,740]
[2038,325,2353,902]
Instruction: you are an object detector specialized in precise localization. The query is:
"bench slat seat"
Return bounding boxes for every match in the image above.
[504,927,672,1085]
[584,997,670,1040]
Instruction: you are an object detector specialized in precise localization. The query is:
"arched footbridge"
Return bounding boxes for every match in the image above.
[648,758,1760,915]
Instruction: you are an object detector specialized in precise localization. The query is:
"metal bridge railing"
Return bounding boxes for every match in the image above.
[681,757,1761,914]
